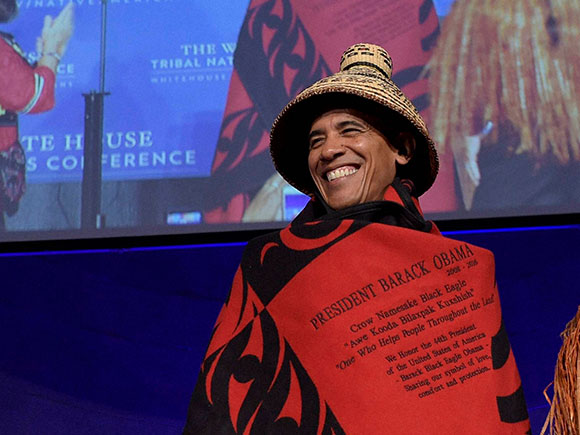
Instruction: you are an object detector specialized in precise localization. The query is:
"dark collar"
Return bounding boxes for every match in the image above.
[292,178,432,233]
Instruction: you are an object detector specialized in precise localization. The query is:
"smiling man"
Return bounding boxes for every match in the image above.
[268,43,438,219]
[185,44,530,434]
[307,108,414,210]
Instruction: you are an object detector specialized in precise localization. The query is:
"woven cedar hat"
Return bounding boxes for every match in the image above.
[270,43,439,197]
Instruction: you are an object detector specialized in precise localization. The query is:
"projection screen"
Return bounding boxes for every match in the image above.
[1,0,578,243]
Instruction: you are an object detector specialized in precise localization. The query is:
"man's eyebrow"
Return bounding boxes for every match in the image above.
[308,119,369,139]
[336,119,368,129]
[308,128,324,140]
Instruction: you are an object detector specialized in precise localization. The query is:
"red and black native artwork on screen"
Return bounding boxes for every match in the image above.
[185,181,530,434]
[203,0,451,222]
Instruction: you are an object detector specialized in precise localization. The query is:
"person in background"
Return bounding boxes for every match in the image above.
[541,304,580,434]
[0,1,73,229]
[427,0,580,212]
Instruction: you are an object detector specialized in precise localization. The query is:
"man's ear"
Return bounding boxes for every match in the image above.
[395,132,415,165]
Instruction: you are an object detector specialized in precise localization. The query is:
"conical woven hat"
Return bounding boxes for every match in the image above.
[270,43,439,197]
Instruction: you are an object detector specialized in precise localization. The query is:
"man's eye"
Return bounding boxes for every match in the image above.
[309,137,323,149]
[342,128,361,135]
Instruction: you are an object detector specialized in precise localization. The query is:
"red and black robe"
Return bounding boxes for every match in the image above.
[186,179,530,434]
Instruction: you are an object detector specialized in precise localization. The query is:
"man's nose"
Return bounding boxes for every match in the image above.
[319,134,345,160]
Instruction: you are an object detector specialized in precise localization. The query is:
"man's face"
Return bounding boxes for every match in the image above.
[307,109,410,210]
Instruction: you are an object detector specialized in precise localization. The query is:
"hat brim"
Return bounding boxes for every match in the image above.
[270,79,439,197]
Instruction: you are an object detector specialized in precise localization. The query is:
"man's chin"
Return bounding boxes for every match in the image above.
[324,194,360,210]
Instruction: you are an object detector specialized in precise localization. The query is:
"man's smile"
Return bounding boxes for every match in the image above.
[325,165,360,182]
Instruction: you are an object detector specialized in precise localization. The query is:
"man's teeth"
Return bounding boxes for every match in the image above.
[326,167,358,181]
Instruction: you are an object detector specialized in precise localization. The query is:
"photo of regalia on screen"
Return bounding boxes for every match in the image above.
[1,0,579,244]
[1,0,245,239]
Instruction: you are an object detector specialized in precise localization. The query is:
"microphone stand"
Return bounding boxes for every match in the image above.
[81,0,109,229]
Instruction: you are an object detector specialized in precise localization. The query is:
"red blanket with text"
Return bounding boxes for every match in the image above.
[186,182,530,434]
